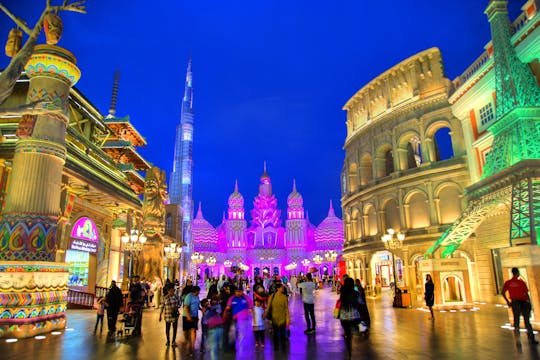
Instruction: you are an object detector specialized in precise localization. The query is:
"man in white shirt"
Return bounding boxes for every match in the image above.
[297,273,317,334]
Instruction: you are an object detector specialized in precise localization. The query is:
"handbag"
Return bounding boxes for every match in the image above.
[333,299,341,319]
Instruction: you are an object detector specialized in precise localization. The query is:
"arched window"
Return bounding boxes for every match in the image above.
[385,149,394,176]
[365,205,378,236]
[384,199,400,231]
[348,162,359,193]
[360,154,373,185]
[407,192,430,229]
[434,127,454,161]
[438,186,462,224]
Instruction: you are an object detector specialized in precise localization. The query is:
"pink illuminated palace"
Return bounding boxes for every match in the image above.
[192,168,344,279]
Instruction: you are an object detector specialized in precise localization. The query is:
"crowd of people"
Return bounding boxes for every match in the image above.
[94,272,454,358]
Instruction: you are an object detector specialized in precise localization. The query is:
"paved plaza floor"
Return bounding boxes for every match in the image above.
[1,287,539,360]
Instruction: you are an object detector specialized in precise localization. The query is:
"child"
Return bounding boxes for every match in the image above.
[252,298,265,348]
[94,296,106,333]
[200,298,210,352]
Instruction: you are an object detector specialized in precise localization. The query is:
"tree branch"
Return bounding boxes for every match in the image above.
[0,3,32,35]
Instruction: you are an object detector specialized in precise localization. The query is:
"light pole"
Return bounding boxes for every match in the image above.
[381,228,405,306]
[164,242,182,280]
[191,252,204,283]
[205,256,216,278]
[121,229,147,279]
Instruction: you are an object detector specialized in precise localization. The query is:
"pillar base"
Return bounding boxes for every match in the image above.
[0,261,69,339]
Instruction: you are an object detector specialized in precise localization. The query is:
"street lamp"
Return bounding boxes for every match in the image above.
[381,228,405,306]
[191,252,204,264]
[164,242,182,259]
[313,254,323,264]
[224,259,232,267]
[325,250,338,262]
[121,229,147,279]
[301,258,310,267]
[205,256,217,267]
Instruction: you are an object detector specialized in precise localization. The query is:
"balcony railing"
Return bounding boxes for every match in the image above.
[453,8,534,90]
[67,289,95,309]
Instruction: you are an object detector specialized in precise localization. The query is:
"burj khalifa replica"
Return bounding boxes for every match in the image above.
[169,58,194,279]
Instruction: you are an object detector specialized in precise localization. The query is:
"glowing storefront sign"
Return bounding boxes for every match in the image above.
[69,217,99,253]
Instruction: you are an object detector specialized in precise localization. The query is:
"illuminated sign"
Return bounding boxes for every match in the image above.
[69,239,97,253]
[71,217,98,242]
[69,217,99,253]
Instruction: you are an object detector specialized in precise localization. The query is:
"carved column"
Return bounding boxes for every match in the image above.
[0,45,80,339]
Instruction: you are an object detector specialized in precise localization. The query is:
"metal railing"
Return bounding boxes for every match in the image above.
[67,289,95,308]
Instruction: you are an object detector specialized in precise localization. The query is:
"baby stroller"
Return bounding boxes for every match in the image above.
[119,302,142,336]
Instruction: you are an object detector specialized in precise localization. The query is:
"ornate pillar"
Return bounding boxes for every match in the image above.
[0,45,80,339]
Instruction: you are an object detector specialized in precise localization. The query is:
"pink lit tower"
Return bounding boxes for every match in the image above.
[169,58,194,275]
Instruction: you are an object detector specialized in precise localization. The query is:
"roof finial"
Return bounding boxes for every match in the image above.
[292,179,297,192]
[328,199,335,216]
[234,179,238,192]
[222,211,226,222]
[108,69,120,116]
[264,161,267,174]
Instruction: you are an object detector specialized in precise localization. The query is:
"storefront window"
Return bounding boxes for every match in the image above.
[66,250,89,287]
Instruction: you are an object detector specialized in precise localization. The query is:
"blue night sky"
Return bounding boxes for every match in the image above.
[0,1,523,226]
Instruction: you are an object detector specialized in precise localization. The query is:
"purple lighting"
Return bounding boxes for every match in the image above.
[192,167,344,278]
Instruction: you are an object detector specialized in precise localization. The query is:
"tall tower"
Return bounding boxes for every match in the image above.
[170,58,194,252]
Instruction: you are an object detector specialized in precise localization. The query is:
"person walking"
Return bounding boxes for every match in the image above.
[424,274,435,320]
[264,283,289,350]
[298,272,317,334]
[93,296,106,333]
[159,285,181,347]
[105,280,123,334]
[206,296,225,360]
[338,277,362,358]
[252,298,266,348]
[225,285,253,355]
[128,275,146,336]
[183,286,201,354]
[502,267,538,344]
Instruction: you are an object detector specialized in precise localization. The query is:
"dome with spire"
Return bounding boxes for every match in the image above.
[192,203,218,251]
[228,180,244,208]
[315,200,344,246]
[287,179,304,209]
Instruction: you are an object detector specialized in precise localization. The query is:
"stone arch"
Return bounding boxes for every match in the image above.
[381,196,401,231]
[425,119,455,162]
[351,207,361,240]
[375,143,394,178]
[404,189,430,229]
[396,130,422,170]
[359,153,373,186]
[348,162,359,193]
[434,182,463,224]
[363,203,378,236]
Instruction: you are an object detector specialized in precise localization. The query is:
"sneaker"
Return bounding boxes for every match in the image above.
[172,343,178,347]
[307,329,316,334]
[303,329,311,334]
[530,339,539,345]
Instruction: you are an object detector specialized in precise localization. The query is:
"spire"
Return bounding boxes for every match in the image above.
[328,199,335,217]
[222,211,226,222]
[263,161,267,175]
[108,69,120,116]
[485,0,540,121]
[182,56,194,112]
[292,179,297,192]
[196,201,203,219]
[234,179,238,192]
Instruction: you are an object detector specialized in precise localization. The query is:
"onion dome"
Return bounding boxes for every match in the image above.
[228,180,244,208]
[315,200,344,245]
[192,202,218,251]
[287,179,304,209]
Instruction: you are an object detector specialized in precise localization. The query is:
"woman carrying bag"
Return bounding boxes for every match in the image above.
[338,277,363,358]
